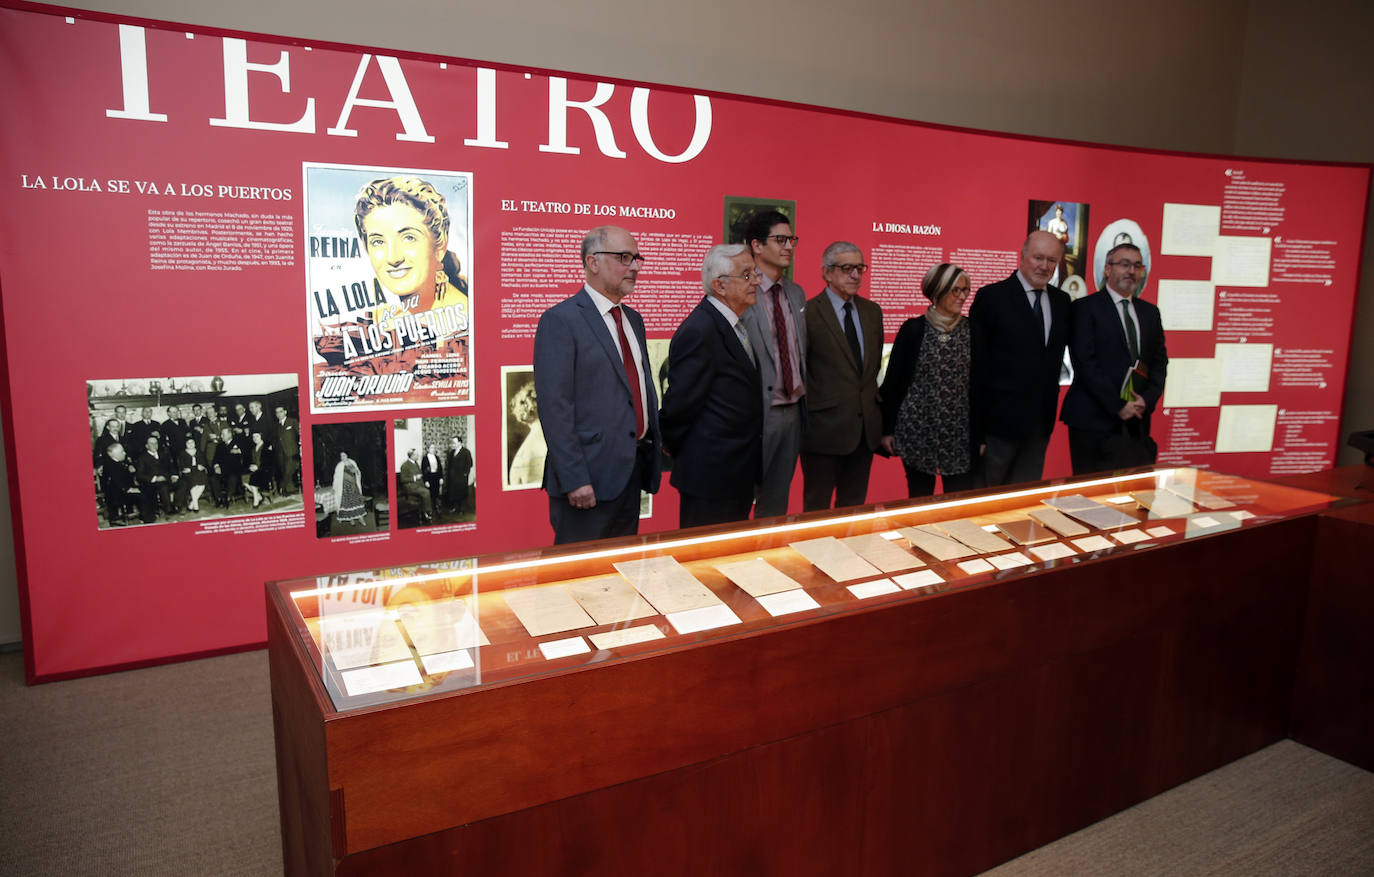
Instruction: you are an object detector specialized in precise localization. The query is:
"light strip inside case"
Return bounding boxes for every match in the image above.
[290,469,1178,603]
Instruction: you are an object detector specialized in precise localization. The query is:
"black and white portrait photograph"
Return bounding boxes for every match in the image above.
[312,420,388,538]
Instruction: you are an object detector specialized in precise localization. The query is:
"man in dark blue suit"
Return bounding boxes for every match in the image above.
[534,226,662,545]
[660,244,764,529]
[969,230,1073,486]
[1060,242,1168,474]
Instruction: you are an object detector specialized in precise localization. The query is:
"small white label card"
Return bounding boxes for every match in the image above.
[756,589,822,617]
[714,557,802,597]
[614,556,722,614]
[1191,515,1221,528]
[1105,495,1135,504]
[589,625,667,650]
[1071,535,1116,552]
[666,603,742,635]
[894,569,945,589]
[340,659,423,696]
[987,552,1033,570]
[1029,542,1077,561]
[1111,528,1150,545]
[419,649,474,675]
[956,558,995,575]
[538,636,591,660]
[789,536,882,582]
[846,579,901,599]
[1146,525,1176,538]
[1233,510,1255,520]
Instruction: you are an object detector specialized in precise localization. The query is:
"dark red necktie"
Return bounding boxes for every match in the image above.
[771,284,795,398]
[610,305,645,438]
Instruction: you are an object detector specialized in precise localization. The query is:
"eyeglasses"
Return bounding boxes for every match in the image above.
[717,270,759,284]
[767,234,800,246]
[595,251,647,266]
[1107,259,1145,270]
[827,263,868,276]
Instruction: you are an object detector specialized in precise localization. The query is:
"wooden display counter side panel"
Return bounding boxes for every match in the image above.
[1289,500,1374,771]
[286,515,1316,874]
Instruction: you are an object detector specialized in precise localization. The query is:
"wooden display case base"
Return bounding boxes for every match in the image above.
[270,468,1372,875]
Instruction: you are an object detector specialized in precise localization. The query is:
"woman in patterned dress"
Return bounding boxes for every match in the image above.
[879,263,985,497]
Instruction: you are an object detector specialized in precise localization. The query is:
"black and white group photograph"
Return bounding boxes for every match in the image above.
[88,375,303,529]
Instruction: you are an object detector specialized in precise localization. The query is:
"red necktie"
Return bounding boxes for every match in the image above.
[771,284,795,398]
[610,305,645,438]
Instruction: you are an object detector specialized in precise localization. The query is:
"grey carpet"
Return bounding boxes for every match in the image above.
[1,649,1370,876]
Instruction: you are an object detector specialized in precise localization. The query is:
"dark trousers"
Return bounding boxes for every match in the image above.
[981,431,1051,487]
[1069,422,1154,476]
[800,440,875,512]
[548,443,650,545]
[680,491,754,530]
[903,465,979,499]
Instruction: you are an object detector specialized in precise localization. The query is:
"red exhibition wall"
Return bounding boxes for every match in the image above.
[0,3,1368,681]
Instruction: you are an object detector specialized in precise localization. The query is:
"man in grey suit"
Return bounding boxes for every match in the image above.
[740,210,806,519]
[533,226,662,544]
[800,241,884,511]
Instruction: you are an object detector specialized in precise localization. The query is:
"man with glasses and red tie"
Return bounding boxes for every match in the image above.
[1060,242,1168,474]
[533,225,662,544]
[740,210,807,519]
[800,241,885,511]
[969,230,1073,486]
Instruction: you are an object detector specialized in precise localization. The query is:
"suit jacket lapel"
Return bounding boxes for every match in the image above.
[704,299,755,370]
[816,294,860,374]
[576,289,633,396]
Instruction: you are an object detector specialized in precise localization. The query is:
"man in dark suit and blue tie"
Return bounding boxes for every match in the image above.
[1060,242,1168,474]
[660,244,764,529]
[969,230,1073,486]
[533,226,662,545]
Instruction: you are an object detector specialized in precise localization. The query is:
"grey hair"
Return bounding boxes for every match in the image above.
[701,243,750,296]
[821,240,862,267]
[580,226,613,265]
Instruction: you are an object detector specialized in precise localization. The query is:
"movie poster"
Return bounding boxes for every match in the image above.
[304,163,474,413]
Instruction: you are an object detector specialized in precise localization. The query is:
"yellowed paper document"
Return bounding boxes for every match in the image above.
[1162,358,1222,409]
[840,533,925,573]
[614,556,722,614]
[566,574,658,625]
[502,586,596,638]
[1215,404,1278,453]
[714,558,802,598]
[1161,203,1221,256]
[789,536,883,582]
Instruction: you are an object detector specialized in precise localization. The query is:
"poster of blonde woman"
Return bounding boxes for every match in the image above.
[304,163,474,413]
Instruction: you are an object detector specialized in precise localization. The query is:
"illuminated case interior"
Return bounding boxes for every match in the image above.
[269,466,1342,714]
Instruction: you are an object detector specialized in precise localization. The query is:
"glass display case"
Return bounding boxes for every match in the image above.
[270,466,1343,714]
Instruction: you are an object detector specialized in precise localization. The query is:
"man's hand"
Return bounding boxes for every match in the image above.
[880,435,897,456]
[567,484,596,510]
[1118,392,1146,420]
